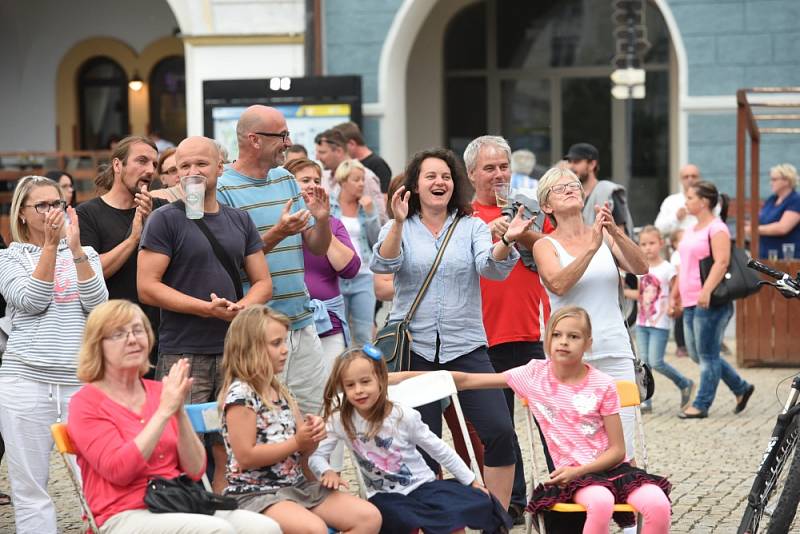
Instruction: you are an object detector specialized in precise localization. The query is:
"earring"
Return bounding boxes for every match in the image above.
[20,217,26,224]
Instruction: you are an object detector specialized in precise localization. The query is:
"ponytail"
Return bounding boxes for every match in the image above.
[95,164,114,193]
[719,193,729,223]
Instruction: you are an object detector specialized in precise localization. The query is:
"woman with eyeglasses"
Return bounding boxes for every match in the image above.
[0,175,108,533]
[532,167,647,461]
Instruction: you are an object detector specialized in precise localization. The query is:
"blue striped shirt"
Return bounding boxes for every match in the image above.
[217,166,313,329]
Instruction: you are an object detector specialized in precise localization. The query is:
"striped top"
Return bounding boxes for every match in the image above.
[0,241,108,385]
[505,359,622,469]
[217,166,313,329]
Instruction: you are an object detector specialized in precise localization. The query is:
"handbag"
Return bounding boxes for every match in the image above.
[373,216,462,372]
[175,200,244,300]
[144,474,238,515]
[699,232,761,307]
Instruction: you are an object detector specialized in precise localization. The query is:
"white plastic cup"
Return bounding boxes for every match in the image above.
[783,243,795,260]
[181,175,206,220]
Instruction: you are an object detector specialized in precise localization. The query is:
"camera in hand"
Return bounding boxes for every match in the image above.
[500,191,546,272]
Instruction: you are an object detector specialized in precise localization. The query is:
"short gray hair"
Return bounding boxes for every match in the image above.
[511,149,536,175]
[463,135,511,174]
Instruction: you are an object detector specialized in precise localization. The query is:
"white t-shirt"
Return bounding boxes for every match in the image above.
[636,260,676,330]
[340,215,370,274]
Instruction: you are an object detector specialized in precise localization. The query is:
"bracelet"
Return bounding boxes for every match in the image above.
[500,234,515,247]
[72,254,88,264]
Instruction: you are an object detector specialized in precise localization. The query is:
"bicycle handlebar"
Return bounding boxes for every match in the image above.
[747,258,786,280]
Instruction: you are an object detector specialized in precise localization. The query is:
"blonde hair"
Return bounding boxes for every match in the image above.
[333,159,365,185]
[771,163,798,189]
[536,166,584,227]
[322,349,392,442]
[218,306,296,413]
[77,300,154,383]
[543,306,592,357]
[9,175,64,243]
[638,224,663,242]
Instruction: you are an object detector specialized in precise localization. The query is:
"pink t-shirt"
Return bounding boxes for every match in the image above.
[504,359,621,469]
[68,379,205,527]
[677,218,729,307]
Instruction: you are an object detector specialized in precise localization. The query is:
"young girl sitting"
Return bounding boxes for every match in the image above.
[451,306,672,534]
[219,305,382,534]
[309,345,510,534]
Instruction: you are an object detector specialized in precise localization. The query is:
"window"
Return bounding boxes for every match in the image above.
[149,56,186,146]
[78,57,129,150]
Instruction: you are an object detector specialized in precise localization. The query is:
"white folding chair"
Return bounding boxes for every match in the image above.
[185,402,222,491]
[523,380,646,534]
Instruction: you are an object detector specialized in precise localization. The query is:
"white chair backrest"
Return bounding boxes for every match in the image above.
[387,371,457,408]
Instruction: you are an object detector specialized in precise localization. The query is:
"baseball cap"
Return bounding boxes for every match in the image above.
[564,143,599,162]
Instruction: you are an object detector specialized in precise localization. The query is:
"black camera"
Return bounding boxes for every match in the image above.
[500,191,546,271]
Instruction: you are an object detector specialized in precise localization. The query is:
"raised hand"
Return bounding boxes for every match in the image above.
[594,202,620,238]
[488,216,510,241]
[302,185,330,221]
[159,358,193,417]
[43,207,64,247]
[391,186,411,223]
[359,193,375,215]
[503,208,534,243]
[65,206,82,253]
[590,209,606,250]
[295,414,326,453]
[134,185,154,218]
[273,199,311,240]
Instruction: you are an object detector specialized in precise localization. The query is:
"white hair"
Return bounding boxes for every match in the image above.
[463,135,511,174]
[511,149,536,175]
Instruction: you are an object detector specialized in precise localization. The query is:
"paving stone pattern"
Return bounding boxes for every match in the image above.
[1,341,799,533]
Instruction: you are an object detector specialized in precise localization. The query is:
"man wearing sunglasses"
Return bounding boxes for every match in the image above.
[217,105,332,417]
[565,142,634,237]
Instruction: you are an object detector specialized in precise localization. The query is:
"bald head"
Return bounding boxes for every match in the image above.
[679,164,701,191]
[234,105,291,171]
[236,106,285,144]
[175,136,223,186]
[178,136,220,160]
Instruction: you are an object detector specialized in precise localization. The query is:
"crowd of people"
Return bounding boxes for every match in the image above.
[0,104,795,534]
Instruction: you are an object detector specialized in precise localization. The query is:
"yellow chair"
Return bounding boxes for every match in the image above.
[523,380,646,534]
[51,423,99,533]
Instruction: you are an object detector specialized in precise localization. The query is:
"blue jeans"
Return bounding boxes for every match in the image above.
[636,326,692,394]
[683,303,750,412]
[339,271,376,346]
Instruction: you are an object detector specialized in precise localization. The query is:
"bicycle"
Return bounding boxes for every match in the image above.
[738,258,800,534]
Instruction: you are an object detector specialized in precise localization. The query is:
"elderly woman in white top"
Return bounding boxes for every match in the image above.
[532,167,647,459]
[371,147,533,509]
[0,175,108,533]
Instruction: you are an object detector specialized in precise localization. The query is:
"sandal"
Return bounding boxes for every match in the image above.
[0,492,10,505]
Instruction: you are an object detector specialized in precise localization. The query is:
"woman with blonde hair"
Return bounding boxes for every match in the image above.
[0,175,108,533]
[751,163,800,259]
[67,300,281,533]
[331,158,382,345]
[532,166,647,458]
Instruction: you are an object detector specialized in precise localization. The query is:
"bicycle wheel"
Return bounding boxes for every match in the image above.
[765,440,800,534]
[739,417,800,534]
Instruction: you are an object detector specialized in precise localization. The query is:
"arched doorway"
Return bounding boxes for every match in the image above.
[382,0,684,225]
[78,57,130,150]
[149,55,187,145]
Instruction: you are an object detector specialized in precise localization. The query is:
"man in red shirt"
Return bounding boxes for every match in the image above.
[465,135,551,523]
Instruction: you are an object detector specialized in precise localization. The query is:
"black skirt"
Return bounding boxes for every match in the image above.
[527,462,672,530]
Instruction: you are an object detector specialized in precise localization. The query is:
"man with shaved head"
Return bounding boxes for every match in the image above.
[138,136,273,491]
[654,163,706,235]
[217,105,332,416]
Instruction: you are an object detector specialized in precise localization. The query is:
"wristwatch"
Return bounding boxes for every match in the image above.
[72,254,88,264]
[500,234,515,247]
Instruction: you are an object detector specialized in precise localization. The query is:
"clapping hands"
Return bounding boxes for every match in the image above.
[158,358,193,418]
[295,414,326,453]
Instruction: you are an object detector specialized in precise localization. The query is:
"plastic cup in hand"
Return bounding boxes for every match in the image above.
[783,243,796,260]
[494,181,512,208]
[768,249,779,262]
[181,175,206,220]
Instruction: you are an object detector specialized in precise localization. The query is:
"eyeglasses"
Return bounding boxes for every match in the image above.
[340,343,383,362]
[550,181,582,195]
[24,200,67,214]
[253,131,291,143]
[105,327,148,342]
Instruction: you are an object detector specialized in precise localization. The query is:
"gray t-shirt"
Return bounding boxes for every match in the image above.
[140,203,263,354]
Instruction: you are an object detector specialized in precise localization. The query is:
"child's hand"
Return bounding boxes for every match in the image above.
[545,466,583,487]
[470,479,489,496]
[296,415,326,453]
[320,470,349,490]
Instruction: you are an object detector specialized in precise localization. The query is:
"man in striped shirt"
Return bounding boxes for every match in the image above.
[217,105,332,415]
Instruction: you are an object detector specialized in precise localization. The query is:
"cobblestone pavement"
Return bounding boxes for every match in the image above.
[1,340,799,533]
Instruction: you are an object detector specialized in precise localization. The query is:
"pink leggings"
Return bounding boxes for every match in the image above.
[573,484,671,534]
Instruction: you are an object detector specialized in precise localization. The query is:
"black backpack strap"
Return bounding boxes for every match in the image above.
[175,201,244,301]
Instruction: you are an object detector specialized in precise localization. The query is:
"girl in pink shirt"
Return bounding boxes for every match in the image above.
[451,306,672,534]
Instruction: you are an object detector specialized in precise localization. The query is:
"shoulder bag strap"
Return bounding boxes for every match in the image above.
[175,200,244,301]
[403,215,462,323]
[610,249,640,359]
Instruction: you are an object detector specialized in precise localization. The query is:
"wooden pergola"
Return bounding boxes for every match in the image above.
[736,88,800,367]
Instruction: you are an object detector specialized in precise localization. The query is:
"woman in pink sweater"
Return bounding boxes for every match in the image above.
[67,300,280,533]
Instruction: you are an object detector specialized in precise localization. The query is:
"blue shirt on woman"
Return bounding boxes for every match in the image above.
[370,212,519,363]
[758,190,800,258]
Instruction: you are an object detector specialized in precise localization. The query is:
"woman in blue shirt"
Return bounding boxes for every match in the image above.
[755,163,800,259]
[370,147,532,510]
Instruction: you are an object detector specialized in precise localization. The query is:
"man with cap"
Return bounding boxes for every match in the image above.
[565,142,634,236]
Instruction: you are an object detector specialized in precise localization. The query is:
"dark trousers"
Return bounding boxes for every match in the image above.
[674,311,686,349]
[487,341,549,509]
[410,347,516,471]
